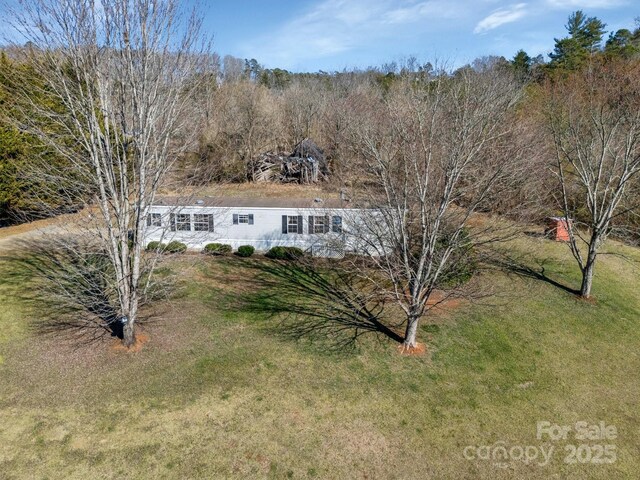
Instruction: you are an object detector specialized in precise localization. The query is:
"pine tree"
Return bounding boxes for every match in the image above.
[511,49,532,80]
[549,11,606,70]
[605,28,640,58]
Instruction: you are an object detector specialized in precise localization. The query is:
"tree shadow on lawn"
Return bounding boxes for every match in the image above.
[226,257,404,352]
[0,238,160,348]
[484,248,580,296]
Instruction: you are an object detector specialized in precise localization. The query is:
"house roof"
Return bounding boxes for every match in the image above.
[151,196,352,209]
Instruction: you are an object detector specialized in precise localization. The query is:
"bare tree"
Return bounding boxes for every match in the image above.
[344,67,524,350]
[319,77,379,180]
[5,0,212,346]
[281,80,323,147]
[228,81,281,166]
[544,59,640,297]
[194,81,281,181]
[222,54,245,83]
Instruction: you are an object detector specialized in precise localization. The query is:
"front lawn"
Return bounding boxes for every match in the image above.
[0,236,638,479]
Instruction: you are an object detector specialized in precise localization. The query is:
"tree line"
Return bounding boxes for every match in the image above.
[1,10,638,224]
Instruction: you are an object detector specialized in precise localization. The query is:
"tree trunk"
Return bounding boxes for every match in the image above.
[580,258,596,298]
[403,314,419,348]
[580,240,598,298]
[122,317,136,347]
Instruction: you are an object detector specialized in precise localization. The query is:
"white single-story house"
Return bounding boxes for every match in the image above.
[144,196,382,256]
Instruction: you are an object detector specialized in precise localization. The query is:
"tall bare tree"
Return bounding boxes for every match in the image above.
[544,59,640,298]
[281,80,323,147]
[5,0,212,346]
[344,67,524,350]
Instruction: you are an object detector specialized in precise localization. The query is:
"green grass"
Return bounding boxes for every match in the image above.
[0,235,639,479]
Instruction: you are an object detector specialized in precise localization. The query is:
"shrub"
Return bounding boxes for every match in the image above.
[146,241,166,252]
[203,243,232,255]
[265,246,304,260]
[236,245,255,257]
[165,241,187,254]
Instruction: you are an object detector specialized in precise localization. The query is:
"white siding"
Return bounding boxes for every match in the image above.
[142,205,373,254]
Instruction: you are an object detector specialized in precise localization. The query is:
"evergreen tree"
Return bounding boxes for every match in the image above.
[549,11,606,70]
[0,50,88,224]
[605,28,640,58]
[511,49,532,80]
[244,58,263,81]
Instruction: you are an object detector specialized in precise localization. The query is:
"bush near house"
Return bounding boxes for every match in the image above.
[265,246,304,260]
[165,241,187,254]
[146,241,166,252]
[203,243,232,255]
[236,245,255,257]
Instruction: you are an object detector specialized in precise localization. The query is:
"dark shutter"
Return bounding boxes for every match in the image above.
[233,214,238,225]
[297,215,303,234]
[208,214,214,232]
[282,215,287,234]
[324,215,330,233]
[146,214,151,227]
[248,214,254,225]
[308,215,314,234]
[170,213,176,232]
[332,216,342,233]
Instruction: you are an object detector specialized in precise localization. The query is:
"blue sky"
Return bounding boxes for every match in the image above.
[203,0,637,71]
[1,0,636,71]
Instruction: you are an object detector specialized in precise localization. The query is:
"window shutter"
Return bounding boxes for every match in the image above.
[233,214,238,225]
[332,216,342,233]
[297,215,303,234]
[248,214,254,225]
[324,215,330,233]
[208,214,214,232]
[170,213,176,232]
[282,215,287,234]
[308,215,314,234]
[146,214,151,227]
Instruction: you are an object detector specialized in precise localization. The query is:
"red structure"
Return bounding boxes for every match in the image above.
[545,217,571,242]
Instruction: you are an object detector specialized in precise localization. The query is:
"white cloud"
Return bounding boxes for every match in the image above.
[239,0,467,69]
[383,1,463,24]
[474,3,528,34]
[546,0,628,8]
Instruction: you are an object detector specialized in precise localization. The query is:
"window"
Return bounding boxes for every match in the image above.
[147,213,162,227]
[176,214,191,231]
[314,216,326,234]
[287,216,299,234]
[282,215,303,234]
[309,215,329,234]
[233,213,254,225]
[194,214,213,232]
[332,215,343,234]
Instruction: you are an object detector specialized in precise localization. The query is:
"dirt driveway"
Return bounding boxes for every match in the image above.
[0,213,86,252]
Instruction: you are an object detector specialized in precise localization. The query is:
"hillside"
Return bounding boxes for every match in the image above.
[0,231,638,479]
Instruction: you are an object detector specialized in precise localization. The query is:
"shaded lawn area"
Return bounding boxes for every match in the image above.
[0,236,639,479]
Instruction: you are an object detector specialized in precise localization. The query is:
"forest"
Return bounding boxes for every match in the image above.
[1,10,639,226]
